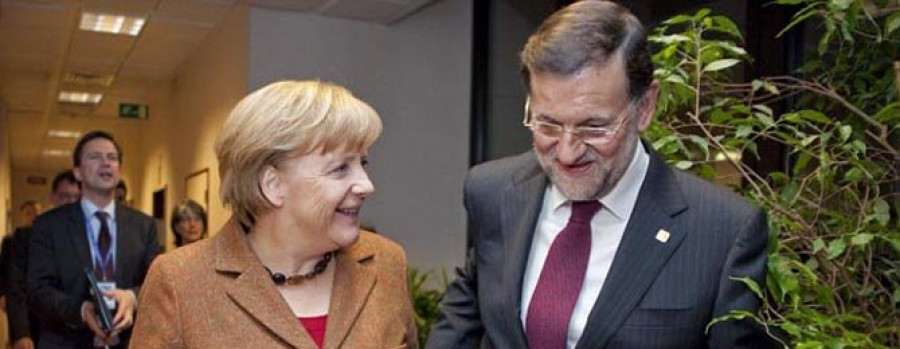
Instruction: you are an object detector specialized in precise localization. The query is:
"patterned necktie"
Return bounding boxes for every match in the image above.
[526,200,601,349]
[95,211,113,279]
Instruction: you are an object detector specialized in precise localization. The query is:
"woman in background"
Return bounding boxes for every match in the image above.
[131,80,417,348]
[170,199,207,248]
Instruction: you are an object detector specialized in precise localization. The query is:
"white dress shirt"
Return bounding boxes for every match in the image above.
[521,142,650,348]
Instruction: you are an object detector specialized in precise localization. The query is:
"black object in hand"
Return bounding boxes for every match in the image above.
[84,267,114,334]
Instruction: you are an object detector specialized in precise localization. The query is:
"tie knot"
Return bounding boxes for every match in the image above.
[569,200,601,224]
[95,211,109,221]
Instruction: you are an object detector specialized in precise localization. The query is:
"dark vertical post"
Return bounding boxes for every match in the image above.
[470,0,489,168]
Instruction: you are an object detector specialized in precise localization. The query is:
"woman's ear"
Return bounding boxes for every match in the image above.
[259,165,285,207]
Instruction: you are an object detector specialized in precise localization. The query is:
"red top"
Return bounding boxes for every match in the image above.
[298,315,328,348]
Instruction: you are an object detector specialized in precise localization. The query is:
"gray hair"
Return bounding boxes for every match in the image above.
[520,0,654,101]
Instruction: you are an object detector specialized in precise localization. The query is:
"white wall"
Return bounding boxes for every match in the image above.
[137,5,248,250]
[248,0,472,273]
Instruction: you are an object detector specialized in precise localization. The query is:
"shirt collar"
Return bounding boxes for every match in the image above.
[81,197,117,221]
[548,141,650,220]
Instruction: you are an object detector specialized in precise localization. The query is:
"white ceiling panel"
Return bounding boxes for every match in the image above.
[247,0,322,12]
[81,0,158,17]
[155,0,232,24]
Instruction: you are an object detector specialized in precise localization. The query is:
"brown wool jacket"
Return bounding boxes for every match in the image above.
[130,218,418,348]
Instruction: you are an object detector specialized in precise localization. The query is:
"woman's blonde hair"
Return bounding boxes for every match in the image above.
[214,80,382,227]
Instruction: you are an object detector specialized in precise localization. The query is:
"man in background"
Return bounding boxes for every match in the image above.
[4,171,80,349]
[28,131,160,348]
[115,181,128,206]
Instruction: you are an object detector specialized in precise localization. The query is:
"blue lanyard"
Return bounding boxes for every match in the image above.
[86,212,115,279]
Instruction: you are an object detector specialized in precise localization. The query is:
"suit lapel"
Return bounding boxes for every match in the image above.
[214,220,311,348]
[66,204,92,268]
[575,151,689,349]
[499,155,547,348]
[323,240,376,348]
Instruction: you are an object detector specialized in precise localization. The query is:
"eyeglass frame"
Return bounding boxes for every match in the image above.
[522,95,643,145]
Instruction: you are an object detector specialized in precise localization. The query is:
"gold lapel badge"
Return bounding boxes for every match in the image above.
[655,229,671,243]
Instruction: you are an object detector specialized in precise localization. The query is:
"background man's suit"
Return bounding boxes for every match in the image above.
[5,226,40,343]
[27,202,161,348]
[427,149,771,348]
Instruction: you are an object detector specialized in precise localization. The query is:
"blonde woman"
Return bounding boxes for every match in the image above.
[132,81,417,348]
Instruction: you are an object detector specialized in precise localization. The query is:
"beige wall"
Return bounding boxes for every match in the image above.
[1,103,10,233]
[137,5,248,251]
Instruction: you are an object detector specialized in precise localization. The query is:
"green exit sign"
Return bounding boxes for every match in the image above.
[119,103,150,119]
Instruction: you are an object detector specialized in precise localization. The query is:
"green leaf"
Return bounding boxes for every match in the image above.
[797,110,831,124]
[851,233,874,246]
[729,276,763,299]
[894,289,900,305]
[812,238,826,253]
[694,8,711,20]
[706,310,755,334]
[800,135,818,147]
[752,104,773,117]
[843,167,863,183]
[688,135,710,159]
[763,83,780,95]
[650,34,691,45]
[663,14,693,25]
[886,12,900,36]
[704,58,741,72]
[736,125,753,138]
[827,239,846,259]
[755,113,776,128]
[871,103,900,123]
[675,160,694,170]
[838,125,852,142]
[872,198,890,226]
[830,0,852,11]
[751,79,764,91]
[709,16,743,39]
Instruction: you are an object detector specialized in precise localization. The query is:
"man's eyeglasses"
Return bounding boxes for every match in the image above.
[522,97,640,145]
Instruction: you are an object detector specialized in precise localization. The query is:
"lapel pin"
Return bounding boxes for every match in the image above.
[655,229,671,243]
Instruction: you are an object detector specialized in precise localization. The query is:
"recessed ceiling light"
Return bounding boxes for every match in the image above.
[58,91,103,104]
[43,149,71,157]
[65,72,114,87]
[79,12,146,36]
[47,130,82,139]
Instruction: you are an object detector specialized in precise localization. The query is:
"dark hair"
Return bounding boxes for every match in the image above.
[520,0,654,101]
[116,180,127,194]
[170,199,208,247]
[73,130,122,167]
[51,170,80,193]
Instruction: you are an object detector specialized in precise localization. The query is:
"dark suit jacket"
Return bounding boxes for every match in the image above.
[427,149,773,348]
[27,202,161,349]
[130,218,418,348]
[6,226,39,341]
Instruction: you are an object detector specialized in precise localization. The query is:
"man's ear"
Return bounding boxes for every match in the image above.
[259,165,284,207]
[72,167,83,182]
[637,81,659,131]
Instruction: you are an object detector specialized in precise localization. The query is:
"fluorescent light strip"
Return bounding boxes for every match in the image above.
[48,130,82,139]
[43,149,71,157]
[80,12,146,36]
[59,91,103,104]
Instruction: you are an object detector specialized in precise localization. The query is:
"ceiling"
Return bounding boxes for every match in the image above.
[0,0,435,173]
